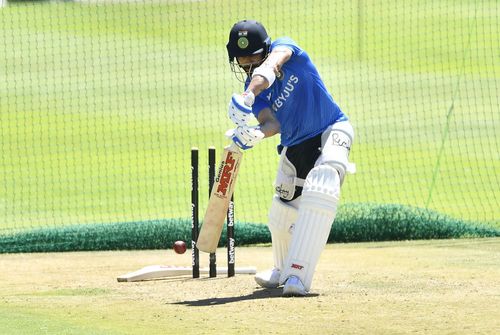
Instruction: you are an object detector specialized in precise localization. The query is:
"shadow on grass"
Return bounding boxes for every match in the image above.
[171,288,319,306]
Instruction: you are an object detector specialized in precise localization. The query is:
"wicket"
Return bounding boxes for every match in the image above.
[191,147,235,278]
[116,147,255,282]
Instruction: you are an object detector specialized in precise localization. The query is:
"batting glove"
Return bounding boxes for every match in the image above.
[228,92,255,126]
[225,125,265,150]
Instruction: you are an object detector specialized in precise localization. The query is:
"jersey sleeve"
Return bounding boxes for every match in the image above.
[271,37,303,57]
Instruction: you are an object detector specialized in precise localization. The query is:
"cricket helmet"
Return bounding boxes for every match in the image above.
[226,20,271,61]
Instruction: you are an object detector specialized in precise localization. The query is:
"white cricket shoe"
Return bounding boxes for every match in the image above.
[282,276,307,297]
[254,268,281,288]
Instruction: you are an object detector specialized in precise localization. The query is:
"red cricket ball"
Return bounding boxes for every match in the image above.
[173,240,187,254]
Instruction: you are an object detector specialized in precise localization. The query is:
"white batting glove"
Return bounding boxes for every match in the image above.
[225,125,265,150]
[228,93,253,126]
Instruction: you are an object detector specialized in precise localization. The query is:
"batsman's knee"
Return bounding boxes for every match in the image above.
[268,196,298,239]
[301,164,340,215]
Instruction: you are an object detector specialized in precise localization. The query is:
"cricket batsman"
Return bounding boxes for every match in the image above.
[225,20,355,296]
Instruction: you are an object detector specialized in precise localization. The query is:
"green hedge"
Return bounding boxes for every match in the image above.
[332,203,498,242]
[0,204,498,253]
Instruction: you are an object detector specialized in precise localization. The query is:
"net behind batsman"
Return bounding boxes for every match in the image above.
[225,20,355,296]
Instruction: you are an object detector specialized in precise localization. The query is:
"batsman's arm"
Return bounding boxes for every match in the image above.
[257,107,280,138]
[227,106,279,150]
[247,48,293,96]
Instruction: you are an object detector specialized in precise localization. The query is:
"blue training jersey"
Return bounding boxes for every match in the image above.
[246,37,347,147]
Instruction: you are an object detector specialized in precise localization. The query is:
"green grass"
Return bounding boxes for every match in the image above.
[0,0,498,231]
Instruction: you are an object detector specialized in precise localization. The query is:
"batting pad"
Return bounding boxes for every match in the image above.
[268,196,298,271]
[280,164,340,291]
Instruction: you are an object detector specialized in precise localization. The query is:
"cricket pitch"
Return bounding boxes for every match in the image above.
[0,239,499,334]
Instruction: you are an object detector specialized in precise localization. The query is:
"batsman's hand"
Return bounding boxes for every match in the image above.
[228,92,256,126]
[225,125,264,150]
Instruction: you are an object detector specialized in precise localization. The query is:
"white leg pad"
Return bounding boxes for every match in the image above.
[268,196,299,271]
[279,164,340,291]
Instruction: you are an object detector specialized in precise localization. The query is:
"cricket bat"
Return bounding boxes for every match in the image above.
[196,142,243,253]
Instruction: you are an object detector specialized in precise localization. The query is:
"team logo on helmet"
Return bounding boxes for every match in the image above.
[237,37,249,49]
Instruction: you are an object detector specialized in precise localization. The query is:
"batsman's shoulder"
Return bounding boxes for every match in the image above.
[273,37,298,50]
[272,37,302,56]
[273,36,296,45]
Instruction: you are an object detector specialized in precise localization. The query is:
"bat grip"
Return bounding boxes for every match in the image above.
[227,141,242,153]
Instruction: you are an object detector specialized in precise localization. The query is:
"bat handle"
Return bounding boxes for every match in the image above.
[227,141,242,153]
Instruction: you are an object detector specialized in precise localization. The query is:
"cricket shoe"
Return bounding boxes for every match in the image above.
[282,276,307,297]
[254,268,281,288]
